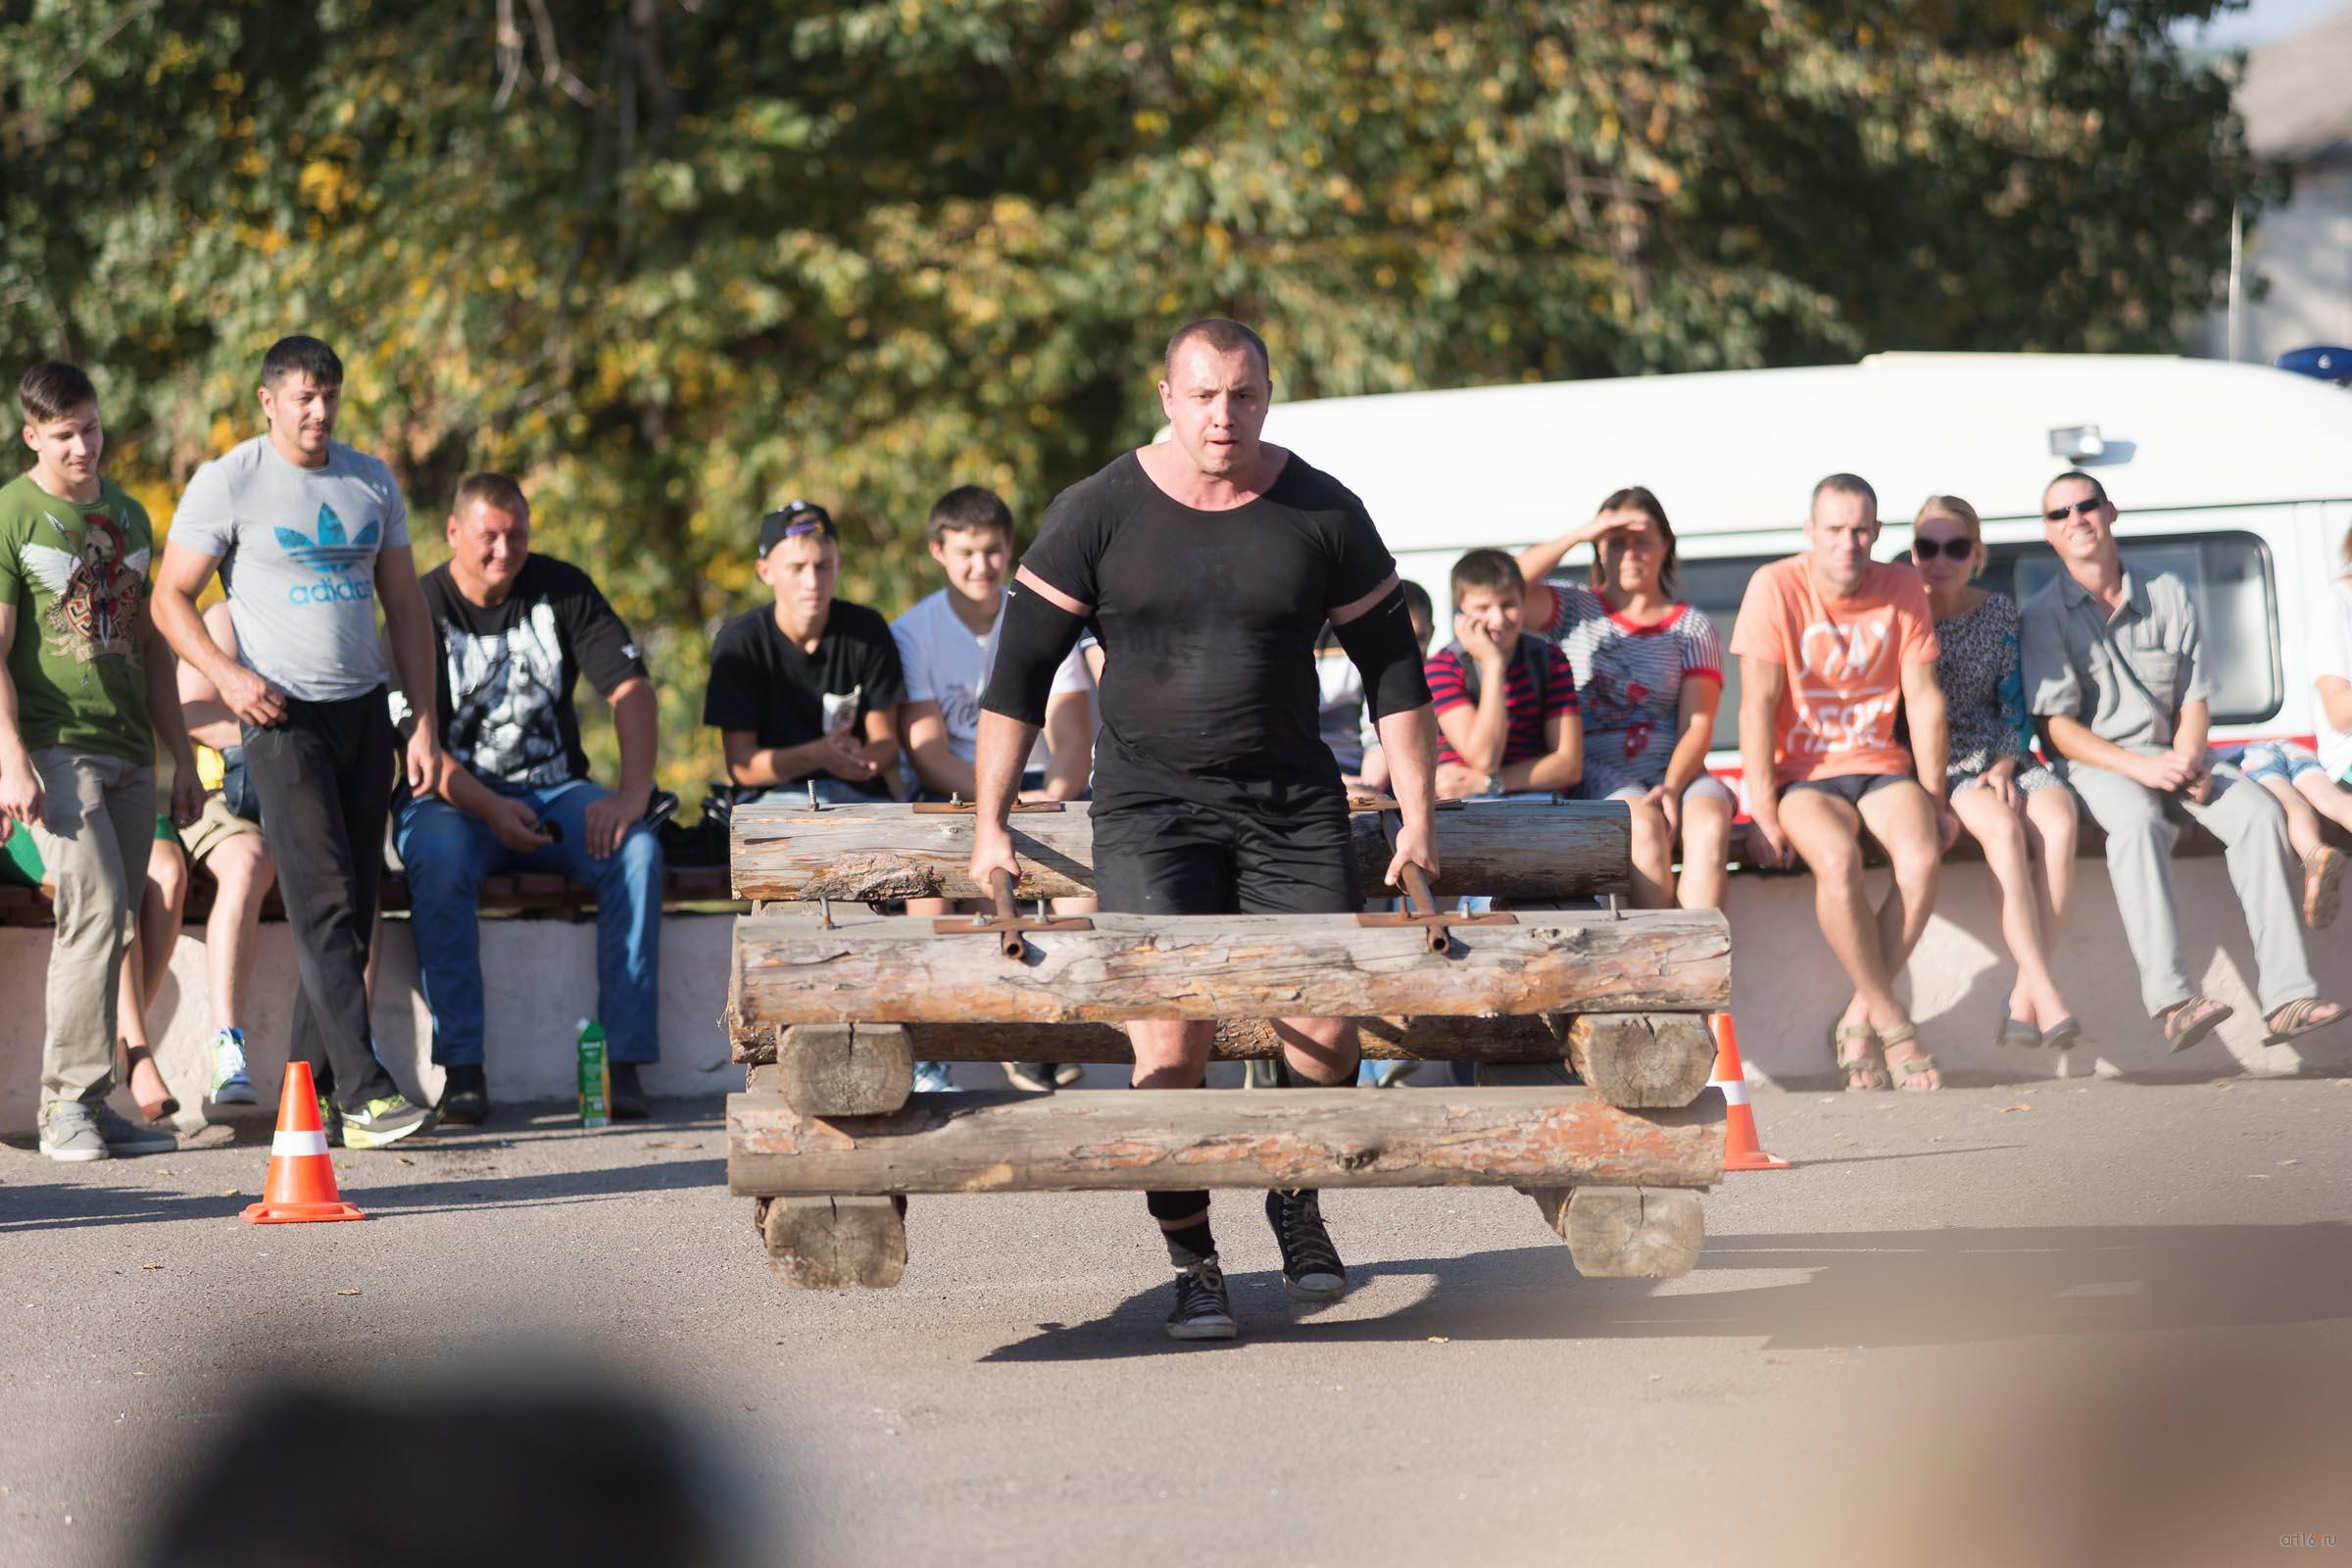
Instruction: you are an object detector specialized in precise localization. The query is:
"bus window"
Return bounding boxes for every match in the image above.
[1676,530,2280,756]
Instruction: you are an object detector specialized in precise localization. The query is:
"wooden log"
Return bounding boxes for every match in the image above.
[1565,1013,1717,1108]
[727,798,1633,903]
[756,1195,908,1290]
[1537,1186,1706,1279]
[726,1087,1724,1195]
[775,1022,914,1116]
[729,906,1730,1025]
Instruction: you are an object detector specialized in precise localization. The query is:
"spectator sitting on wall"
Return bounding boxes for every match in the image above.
[703,501,904,807]
[391,471,665,1126]
[2021,470,2343,1054]
[1425,549,1582,802]
[893,484,1093,1095]
[1732,472,1951,1093]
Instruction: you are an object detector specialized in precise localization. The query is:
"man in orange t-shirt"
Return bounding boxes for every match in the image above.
[1730,473,1954,1091]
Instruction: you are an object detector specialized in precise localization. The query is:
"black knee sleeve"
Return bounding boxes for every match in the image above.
[1147,1190,1211,1222]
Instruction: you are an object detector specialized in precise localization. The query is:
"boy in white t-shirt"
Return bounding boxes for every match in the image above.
[894,486,1093,1092]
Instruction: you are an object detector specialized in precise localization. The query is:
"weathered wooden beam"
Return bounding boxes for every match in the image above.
[775,1022,914,1116]
[727,799,1633,903]
[1536,1186,1706,1279]
[730,906,1730,1025]
[727,1087,1724,1195]
[730,1014,1713,1104]
[754,1195,907,1290]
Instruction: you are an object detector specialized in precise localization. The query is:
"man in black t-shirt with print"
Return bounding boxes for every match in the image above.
[393,472,665,1124]
[975,318,1439,1340]
[703,500,904,805]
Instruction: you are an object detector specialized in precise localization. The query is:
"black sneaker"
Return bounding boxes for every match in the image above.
[610,1062,650,1120]
[437,1064,489,1127]
[1264,1189,1348,1301]
[1166,1255,1238,1341]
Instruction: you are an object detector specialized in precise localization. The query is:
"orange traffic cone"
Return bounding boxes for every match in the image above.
[1709,1011,1789,1172]
[241,1061,366,1224]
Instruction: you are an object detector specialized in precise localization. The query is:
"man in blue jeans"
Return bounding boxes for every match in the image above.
[393,471,663,1124]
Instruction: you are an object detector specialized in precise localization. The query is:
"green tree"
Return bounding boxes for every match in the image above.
[1,0,2268,801]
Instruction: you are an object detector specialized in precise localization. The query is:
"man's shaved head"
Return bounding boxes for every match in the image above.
[1164,318,1271,383]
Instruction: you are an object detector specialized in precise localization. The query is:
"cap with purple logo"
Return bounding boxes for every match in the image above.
[759,499,837,554]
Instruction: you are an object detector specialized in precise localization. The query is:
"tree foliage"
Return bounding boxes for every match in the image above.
[1,0,2265,797]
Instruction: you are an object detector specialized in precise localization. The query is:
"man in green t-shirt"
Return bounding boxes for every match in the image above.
[2,361,202,1161]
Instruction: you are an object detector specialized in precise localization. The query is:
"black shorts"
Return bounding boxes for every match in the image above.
[1091,797,1358,916]
[1781,771,1915,808]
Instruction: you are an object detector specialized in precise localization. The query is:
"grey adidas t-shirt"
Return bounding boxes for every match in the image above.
[169,435,412,703]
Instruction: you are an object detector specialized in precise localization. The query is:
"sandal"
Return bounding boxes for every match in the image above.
[2263,997,2347,1046]
[1879,1022,1940,1090]
[119,1039,180,1124]
[2301,848,2345,929]
[1831,1021,1887,1092]
[2161,997,2233,1054]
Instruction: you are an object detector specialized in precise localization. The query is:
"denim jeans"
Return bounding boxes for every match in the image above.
[393,780,663,1066]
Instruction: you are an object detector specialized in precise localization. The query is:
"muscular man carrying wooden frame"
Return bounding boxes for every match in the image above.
[971,318,1439,1340]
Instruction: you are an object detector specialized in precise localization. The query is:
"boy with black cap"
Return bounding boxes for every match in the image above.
[704,500,904,805]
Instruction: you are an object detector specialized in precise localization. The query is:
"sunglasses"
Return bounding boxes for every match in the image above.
[2043,497,2103,523]
[1911,537,1972,562]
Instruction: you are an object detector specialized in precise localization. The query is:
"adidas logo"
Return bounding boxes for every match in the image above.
[273,504,379,574]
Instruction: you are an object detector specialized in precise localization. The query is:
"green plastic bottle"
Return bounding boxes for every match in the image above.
[576,1018,610,1128]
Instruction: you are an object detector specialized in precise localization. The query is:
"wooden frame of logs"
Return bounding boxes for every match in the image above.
[721,799,1730,1292]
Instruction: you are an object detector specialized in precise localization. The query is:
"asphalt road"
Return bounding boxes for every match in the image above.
[3,1079,2347,1567]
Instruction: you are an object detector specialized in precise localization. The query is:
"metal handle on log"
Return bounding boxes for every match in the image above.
[989,869,1025,958]
[1398,865,1447,954]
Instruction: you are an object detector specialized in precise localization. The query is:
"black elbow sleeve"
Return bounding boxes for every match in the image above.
[980,583,1086,726]
[1332,586,1432,722]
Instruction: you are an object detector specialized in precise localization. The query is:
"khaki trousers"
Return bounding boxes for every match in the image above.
[27,747,155,1103]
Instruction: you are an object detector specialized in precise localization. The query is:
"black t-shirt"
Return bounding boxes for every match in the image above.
[419,556,648,789]
[703,599,906,800]
[1001,449,1397,807]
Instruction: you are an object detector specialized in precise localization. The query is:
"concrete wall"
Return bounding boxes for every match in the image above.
[5,858,2349,1135]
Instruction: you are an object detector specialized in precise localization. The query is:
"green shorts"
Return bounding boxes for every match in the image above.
[0,813,176,886]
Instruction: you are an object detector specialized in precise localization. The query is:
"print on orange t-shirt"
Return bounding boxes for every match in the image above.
[1728,557,1940,785]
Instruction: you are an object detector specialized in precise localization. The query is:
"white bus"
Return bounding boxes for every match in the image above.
[1263,351,2352,775]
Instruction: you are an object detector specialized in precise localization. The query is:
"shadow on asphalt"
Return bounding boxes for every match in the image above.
[982,1220,2352,1361]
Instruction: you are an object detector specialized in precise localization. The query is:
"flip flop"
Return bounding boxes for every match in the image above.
[2263,998,2348,1046]
[2162,997,2233,1054]
[2039,1016,2082,1052]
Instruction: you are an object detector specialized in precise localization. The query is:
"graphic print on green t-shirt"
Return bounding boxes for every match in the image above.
[0,472,153,763]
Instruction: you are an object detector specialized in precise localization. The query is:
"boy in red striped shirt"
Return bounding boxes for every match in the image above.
[1426,549,1583,800]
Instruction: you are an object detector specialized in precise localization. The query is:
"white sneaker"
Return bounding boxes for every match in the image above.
[208,1028,258,1104]
[911,1062,959,1094]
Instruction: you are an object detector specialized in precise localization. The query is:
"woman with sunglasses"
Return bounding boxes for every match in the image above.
[1516,487,1732,909]
[1911,495,2082,1050]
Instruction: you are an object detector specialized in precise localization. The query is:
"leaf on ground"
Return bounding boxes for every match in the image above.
[1999,1102,2034,1113]
[333,1288,362,1296]
[139,1262,162,1270]
[1426,1336,1450,1345]
[2278,1159,2300,1167]
[2245,1173,2272,1180]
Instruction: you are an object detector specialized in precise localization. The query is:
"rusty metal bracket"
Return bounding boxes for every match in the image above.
[1355,864,1515,954]
[1345,795,1465,813]
[932,869,1093,958]
[908,798,1067,815]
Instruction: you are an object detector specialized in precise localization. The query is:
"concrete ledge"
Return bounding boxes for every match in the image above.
[6,857,2349,1137]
